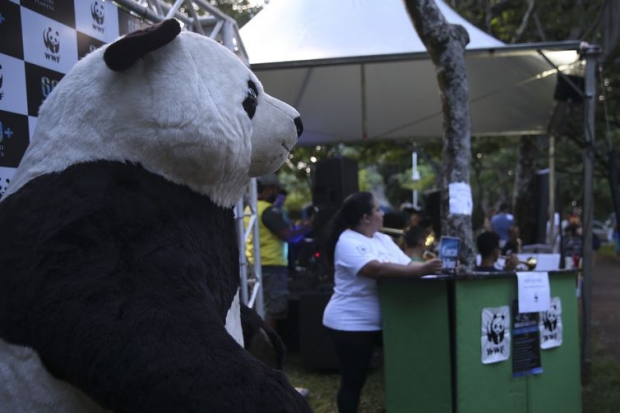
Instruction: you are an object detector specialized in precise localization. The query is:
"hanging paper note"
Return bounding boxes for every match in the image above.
[539,297,563,349]
[516,271,551,313]
[481,306,511,364]
[448,182,473,215]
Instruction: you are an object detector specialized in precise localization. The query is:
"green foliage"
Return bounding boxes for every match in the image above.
[454,0,606,44]
[209,0,266,26]
[236,0,619,220]
[280,141,439,210]
[452,0,620,221]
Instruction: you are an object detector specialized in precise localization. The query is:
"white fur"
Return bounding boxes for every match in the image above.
[224,290,244,347]
[4,31,300,207]
[0,339,111,413]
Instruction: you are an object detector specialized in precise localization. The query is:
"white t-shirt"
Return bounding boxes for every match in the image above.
[323,229,411,331]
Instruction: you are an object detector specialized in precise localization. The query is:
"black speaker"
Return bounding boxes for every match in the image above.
[424,189,442,236]
[313,157,359,207]
[299,291,340,371]
[553,74,584,103]
[312,157,359,235]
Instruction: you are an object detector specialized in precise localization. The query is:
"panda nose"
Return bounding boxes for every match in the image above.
[294,117,303,138]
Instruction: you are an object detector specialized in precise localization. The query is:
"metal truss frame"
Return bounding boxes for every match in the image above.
[113,0,249,64]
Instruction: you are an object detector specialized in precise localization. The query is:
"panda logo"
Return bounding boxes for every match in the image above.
[543,304,558,332]
[43,27,60,54]
[0,177,9,200]
[91,1,105,25]
[487,313,505,344]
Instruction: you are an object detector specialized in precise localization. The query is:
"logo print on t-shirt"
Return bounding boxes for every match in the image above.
[356,245,369,255]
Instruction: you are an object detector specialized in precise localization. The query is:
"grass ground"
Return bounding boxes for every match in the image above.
[284,354,385,413]
[286,331,620,413]
[582,331,620,413]
[285,246,620,412]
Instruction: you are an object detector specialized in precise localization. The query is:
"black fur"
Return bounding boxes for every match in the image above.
[0,161,311,412]
[104,19,181,71]
[240,303,286,370]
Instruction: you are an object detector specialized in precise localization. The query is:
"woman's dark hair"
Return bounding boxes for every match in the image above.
[322,191,375,265]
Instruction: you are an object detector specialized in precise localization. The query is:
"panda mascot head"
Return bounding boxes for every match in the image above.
[0,19,311,413]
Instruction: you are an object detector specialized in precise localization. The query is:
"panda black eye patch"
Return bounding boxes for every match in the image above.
[243,80,259,119]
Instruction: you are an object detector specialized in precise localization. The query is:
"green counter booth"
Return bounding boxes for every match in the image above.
[379,270,581,413]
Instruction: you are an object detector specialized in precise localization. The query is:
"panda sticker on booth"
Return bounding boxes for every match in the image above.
[0,20,311,413]
[540,297,563,349]
[481,306,511,364]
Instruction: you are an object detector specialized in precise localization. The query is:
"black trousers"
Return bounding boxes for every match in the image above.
[326,328,382,413]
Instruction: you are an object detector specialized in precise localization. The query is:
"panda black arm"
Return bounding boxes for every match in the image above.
[240,302,287,370]
[29,239,310,413]
[9,162,312,413]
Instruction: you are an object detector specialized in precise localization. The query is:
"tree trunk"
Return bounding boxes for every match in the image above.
[602,0,620,62]
[404,0,475,270]
[513,135,543,245]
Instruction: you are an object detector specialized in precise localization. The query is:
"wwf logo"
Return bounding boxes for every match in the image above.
[43,27,61,62]
[91,1,105,31]
[486,313,506,345]
[41,76,59,99]
[0,176,10,200]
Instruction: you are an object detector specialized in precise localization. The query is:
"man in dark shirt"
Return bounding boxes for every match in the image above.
[476,231,518,272]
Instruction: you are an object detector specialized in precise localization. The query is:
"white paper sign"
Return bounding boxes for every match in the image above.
[516,271,551,313]
[448,182,473,215]
[539,297,563,349]
[481,306,511,364]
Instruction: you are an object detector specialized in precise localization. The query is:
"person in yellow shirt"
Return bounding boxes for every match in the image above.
[245,174,312,329]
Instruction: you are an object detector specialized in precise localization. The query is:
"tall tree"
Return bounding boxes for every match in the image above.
[403,0,475,270]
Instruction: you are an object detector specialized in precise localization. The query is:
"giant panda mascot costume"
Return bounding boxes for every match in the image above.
[0,19,311,413]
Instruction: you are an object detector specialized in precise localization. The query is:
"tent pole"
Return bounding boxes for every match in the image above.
[361,64,368,140]
[580,43,601,383]
[548,133,556,249]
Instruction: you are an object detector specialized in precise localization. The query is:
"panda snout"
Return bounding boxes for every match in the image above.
[294,116,303,138]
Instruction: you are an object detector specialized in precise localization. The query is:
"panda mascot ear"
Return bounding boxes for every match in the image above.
[104,19,181,71]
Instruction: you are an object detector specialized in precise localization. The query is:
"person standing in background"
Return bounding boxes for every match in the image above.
[476,231,518,272]
[322,192,442,413]
[501,225,521,256]
[400,202,424,229]
[244,174,312,330]
[491,203,514,248]
[483,207,496,233]
[402,225,428,262]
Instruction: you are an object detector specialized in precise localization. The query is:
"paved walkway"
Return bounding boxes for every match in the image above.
[591,252,620,362]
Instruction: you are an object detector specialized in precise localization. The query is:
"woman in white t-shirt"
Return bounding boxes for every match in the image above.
[322,192,442,413]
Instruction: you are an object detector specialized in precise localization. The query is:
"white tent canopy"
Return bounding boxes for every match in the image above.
[240,0,581,146]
